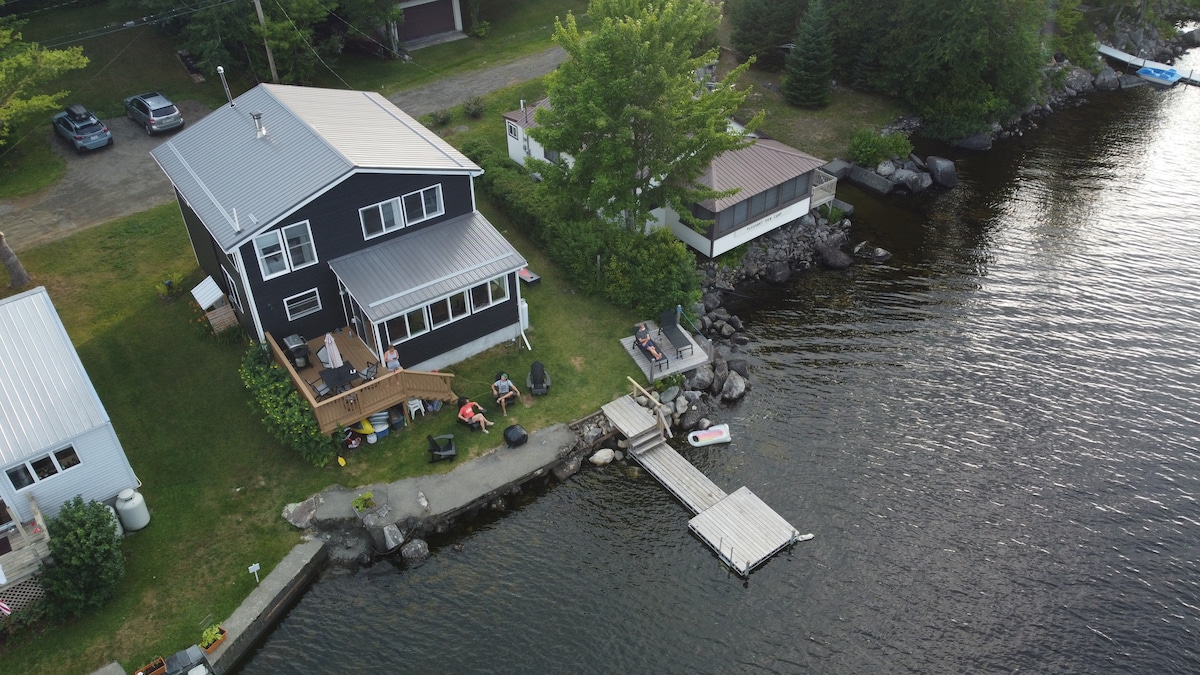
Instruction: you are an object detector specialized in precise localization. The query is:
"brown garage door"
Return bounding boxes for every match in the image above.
[397,0,456,41]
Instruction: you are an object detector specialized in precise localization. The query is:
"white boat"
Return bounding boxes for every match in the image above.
[687,424,731,447]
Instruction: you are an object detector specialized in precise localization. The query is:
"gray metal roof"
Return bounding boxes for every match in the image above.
[329,211,527,323]
[501,98,552,129]
[0,287,109,466]
[151,84,481,253]
[698,138,827,212]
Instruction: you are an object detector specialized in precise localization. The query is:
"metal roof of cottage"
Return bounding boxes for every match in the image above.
[0,287,110,466]
[150,84,481,252]
[697,138,826,213]
[329,211,527,323]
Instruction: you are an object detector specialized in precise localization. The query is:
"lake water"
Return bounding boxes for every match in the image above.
[241,61,1200,673]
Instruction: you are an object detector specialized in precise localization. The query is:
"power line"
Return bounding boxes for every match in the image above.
[37,0,242,49]
[270,0,353,89]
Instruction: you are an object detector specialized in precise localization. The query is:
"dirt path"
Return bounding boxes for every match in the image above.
[0,46,566,253]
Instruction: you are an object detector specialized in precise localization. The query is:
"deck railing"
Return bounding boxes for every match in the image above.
[1,494,51,597]
[811,169,837,209]
[264,332,458,435]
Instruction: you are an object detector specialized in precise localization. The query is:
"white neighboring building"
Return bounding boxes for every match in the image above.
[0,287,139,527]
[501,98,837,258]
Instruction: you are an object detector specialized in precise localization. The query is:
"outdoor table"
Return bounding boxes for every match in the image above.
[319,364,357,392]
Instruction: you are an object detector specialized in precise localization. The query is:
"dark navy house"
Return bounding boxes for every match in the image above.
[152,84,528,371]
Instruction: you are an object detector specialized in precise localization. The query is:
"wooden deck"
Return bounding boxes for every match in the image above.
[621,320,714,384]
[601,396,803,576]
[265,330,460,435]
[1098,43,1200,86]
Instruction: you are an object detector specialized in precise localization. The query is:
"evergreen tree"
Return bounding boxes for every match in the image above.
[729,0,802,71]
[782,0,833,108]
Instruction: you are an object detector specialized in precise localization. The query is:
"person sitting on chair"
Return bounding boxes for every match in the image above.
[635,323,666,361]
[457,396,495,433]
[491,372,520,416]
[384,345,401,371]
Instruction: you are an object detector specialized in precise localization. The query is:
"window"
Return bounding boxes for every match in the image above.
[732,200,748,226]
[780,177,797,203]
[429,291,469,328]
[384,307,429,344]
[283,222,317,270]
[223,267,243,313]
[360,198,403,239]
[254,231,288,279]
[471,276,510,311]
[402,185,444,226]
[507,121,519,139]
[284,288,321,320]
[764,186,779,211]
[749,193,766,217]
[545,149,560,163]
[6,446,81,491]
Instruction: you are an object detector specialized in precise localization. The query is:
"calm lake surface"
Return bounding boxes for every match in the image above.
[241,59,1200,674]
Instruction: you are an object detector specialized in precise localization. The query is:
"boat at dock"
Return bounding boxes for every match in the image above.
[1137,66,1182,86]
[687,424,731,447]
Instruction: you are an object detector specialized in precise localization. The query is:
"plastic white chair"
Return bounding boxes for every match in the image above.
[407,399,425,418]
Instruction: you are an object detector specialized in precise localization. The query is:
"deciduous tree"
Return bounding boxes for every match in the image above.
[0,10,88,147]
[41,496,126,619]
[530,0,761,232]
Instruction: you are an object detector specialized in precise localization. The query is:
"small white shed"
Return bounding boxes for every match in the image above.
[0,287,139,526]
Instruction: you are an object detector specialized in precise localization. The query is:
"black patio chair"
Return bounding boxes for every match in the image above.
[307,378,332,400]
[658,310,695,358]
[527,360,551,396]
[427,434,457,462]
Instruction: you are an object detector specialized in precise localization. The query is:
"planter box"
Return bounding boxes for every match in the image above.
[201,627,227,654]
[135,657,166,675]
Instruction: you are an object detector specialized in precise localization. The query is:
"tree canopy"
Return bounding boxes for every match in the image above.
[0,11,88,147]
[530,0,760,231]
[41,496,126,619]
[782,0,833,108]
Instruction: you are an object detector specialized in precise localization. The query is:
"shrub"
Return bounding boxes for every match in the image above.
[469,20,491,38]
[430,109,451,126]
[239,343,340,467]
[848,128,913,166]
[463,97,485,119]
[40,496,125,620]
[601,228,700,315]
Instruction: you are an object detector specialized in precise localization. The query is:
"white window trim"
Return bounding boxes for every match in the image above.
[6,446,80,491]
[507,121,519,139]
[470,274,509,311]
[283,288,322,321]
[222,267,243,313]
[401,184,444,226]
[360,198,403,240]
[254,231,288,280]
[282,221,318,271]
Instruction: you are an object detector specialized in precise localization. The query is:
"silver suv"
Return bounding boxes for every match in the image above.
[123,92,185,135]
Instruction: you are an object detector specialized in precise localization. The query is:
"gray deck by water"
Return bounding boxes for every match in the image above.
[620,320,714,383]
[1098,43,1200,86]
[601,396,801,575]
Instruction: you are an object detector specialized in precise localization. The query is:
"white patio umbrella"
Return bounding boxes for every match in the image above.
[323,332,344,368]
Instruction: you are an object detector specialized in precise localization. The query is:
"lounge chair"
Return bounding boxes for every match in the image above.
[427,434,457,462]
[658,310,695,358]
[527,361,551,396]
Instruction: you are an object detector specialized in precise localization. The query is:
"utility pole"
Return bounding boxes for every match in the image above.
[252,0,280,83]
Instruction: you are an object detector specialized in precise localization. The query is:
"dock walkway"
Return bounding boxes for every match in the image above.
[601,396,802,575]
[1097,43,1199,86]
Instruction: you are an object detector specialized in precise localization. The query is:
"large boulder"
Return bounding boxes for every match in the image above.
[849,165,894,196]
[903,171,934,194]
[553,455,582,481]
[400,538,430,564]
[816,241,853,269]
[721,371,748,401]
[925,156,958,188]
[589,448,615,466]
[875,159,897,177]
[685,364,715,391]
[889,168,916,185]
[1092,68,1119,91]
[710,359,729,397]
[1065,66,1096,95]
[763,260,791,284]
[953,133,992,151]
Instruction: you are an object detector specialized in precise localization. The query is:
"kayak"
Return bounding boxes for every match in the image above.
[688,423,731,447]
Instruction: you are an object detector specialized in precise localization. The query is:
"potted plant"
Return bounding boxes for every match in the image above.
[352,491,376,513]
[200,623,227,654]
[135,656,166,675]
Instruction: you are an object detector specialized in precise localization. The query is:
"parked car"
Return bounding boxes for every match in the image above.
[123,91,185,135]
[51,104,113,152]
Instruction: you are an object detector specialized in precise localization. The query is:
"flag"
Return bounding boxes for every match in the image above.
[0,600,12,616]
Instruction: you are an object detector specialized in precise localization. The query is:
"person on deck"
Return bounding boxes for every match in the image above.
[384,345,401,371]
[458,396,495,433]
[491,373,520,416]
[635,323,666,361]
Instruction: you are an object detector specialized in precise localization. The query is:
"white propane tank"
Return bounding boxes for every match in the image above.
[103,503,124,538]
[115,488,150,531]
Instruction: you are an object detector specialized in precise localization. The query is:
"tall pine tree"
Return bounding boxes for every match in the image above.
[782,0,833,108]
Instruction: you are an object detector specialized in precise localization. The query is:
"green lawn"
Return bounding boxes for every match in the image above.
[0,196,641,674]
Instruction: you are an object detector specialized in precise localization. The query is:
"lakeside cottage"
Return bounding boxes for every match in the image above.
[0,287,141,608]
[502,98,838,258]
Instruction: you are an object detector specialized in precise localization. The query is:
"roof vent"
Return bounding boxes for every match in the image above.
[251,112,267,138]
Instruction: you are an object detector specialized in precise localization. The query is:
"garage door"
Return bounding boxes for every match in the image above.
[398,0,456,41]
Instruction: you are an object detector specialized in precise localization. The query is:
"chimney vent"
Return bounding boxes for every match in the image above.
[251,112,267,138]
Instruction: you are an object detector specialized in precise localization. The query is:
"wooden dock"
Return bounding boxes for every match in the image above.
[620,320,714,384]
[601,396,803,575]
[1097,43,1200,86]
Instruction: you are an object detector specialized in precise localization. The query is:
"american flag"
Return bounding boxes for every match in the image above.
[0,599,11,616]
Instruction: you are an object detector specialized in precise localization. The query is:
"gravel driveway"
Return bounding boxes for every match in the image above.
[0,46,565,253]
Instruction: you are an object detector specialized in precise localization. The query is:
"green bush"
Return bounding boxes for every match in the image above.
[430,109,452,126]
[239,344,340,467]
[463,97,485,119]
[601,228,700,315]
[40,496,125,620]
[848,128,913,166]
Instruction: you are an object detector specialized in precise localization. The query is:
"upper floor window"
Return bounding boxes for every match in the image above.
[470,276,509,311]
[7,446,81,491]
[255,221,317,280]
[507,121,519,139]
[284,288,322,321]
[402,185,444,226]
[360,198,403,239]
[428,290,469,328]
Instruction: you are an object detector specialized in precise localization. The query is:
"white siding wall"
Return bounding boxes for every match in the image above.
[655,196,813,259]
[3,424,138,522]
